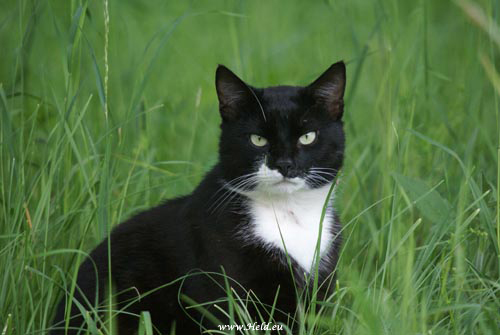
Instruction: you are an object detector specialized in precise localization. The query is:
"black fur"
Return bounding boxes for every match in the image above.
[51,62,346,335]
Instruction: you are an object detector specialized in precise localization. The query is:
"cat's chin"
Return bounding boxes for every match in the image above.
[253,163,308,195]
[257,177,306,194]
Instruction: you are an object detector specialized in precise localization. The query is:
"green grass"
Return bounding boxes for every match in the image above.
[1,0,500,334]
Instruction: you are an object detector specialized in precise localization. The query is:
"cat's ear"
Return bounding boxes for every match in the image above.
[307,61,346,120]
[215,65,252,121]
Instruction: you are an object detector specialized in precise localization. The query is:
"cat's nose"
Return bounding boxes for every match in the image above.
[275,158,298,178]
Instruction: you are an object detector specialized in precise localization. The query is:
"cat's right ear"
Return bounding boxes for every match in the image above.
[307,61,346,120]
[215,65,252,121]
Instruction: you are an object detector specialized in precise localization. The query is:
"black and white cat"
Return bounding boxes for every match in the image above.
[51,61,346,335]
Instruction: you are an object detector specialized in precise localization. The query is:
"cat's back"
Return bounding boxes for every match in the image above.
[107,166,227,273]
[105,195,199,281]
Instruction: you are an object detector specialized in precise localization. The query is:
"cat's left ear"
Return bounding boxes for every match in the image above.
[215,65,253,121]
[307,61,346,120]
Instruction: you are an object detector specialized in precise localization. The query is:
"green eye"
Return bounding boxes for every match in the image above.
[250,134,268,147]
[298,131,317,145]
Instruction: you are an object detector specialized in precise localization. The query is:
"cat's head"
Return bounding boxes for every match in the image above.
[215,62,346,196]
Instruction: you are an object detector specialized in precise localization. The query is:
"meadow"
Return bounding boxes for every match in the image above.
[1,0,499,334]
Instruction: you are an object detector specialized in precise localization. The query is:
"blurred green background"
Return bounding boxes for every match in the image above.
[1,0,499,334]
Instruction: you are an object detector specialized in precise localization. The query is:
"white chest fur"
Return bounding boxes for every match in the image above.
[247,184,334,273]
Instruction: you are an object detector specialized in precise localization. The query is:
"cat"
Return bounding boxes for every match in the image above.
[50,61,346,335]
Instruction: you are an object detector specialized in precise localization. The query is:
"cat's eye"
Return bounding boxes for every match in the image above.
[298,131,317,145]
[250,134,268,147]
